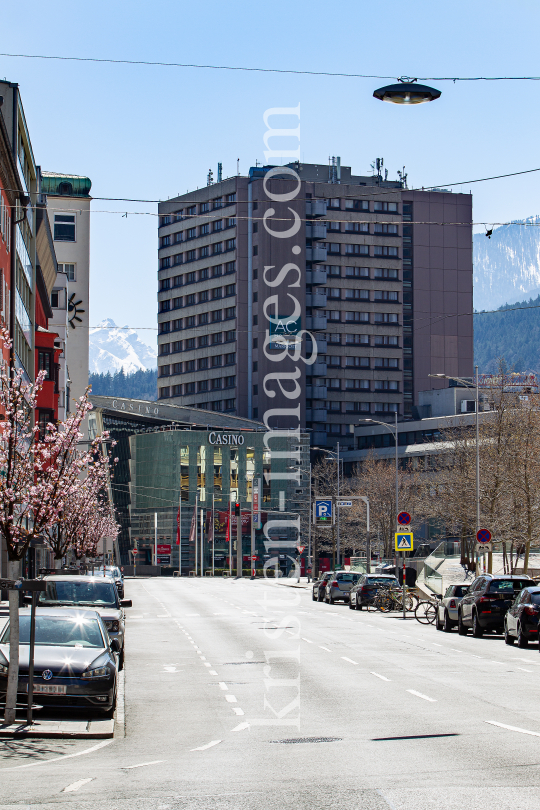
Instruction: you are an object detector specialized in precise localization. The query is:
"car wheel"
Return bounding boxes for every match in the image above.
[517,623,529,648]
[472,612,484,638]
[435,610,443,631]
[329,596,334,605]
[356,602,362,611]
[504,621,515,645]
[349,599,354,610]
[119,649,124,671]
[312,591,317,601]
[458,612,468,635]
[443,611,453,633]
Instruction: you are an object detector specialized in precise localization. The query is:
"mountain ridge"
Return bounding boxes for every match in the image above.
[89,319,157,374]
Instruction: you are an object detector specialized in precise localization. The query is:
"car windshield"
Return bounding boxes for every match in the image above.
[454,586,469,597]
[336,573,360,582]
[488,579,531,594]
[0,616,105,648]
[38,580,118,607]
[367,577,397,585]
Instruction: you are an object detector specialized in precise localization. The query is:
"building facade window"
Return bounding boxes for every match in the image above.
[53,214,76,242]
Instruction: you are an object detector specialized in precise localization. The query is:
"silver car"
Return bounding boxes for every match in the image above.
[435,582,470,632]
[324,571,362,604]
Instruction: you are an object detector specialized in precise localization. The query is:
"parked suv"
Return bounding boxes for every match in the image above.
[504,585,540,647]
[324,571,362,604]
[312,572,334,602]
[349,574,400,610]
[458,574,532,637]
[435,583,470,631]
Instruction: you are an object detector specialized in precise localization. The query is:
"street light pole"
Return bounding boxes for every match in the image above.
[429,371,481,574]
[336,442,340,569]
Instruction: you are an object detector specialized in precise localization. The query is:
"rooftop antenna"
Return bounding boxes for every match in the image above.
[336,156,341,183]
[217,162,222,182]
[384,168,388,181]
[207,169,214,186]
[237,158,240,176]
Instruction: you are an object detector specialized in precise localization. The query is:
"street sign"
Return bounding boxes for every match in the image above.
[314,499,333,525]
[337,500,353,508]
[251,555,258,561]
[476,528,492,544]
[395,532,414,551]
[296,545,306,554]
[131,549,138,556]
[398,511,411,526]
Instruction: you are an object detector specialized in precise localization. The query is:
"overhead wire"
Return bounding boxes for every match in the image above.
[2,51,540,82]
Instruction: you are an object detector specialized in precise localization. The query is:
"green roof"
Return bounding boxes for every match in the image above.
[41,172,91,197]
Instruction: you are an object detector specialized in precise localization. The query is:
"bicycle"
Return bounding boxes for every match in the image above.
[367,585,418,613]
[414,597,438,624]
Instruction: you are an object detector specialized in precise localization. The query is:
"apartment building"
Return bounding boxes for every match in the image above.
[157,161,473,448]
[43,172,91,423]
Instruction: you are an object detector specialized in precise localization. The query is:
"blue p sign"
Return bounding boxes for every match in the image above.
[315,499,333,525]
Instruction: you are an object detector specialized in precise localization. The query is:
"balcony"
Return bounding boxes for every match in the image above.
[305,246,328,263]
[306,293,327,308]
[306,337,327,353]
[306,408,328,422]
[306,270,328,285]
[306,315,327,331]
[305,223,327,240]
[306,200,328,217]
[306,384,328,399]
[310,362,328,376]
[312,431,328,446]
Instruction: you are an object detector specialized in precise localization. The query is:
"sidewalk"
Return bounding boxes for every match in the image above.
[272,576,310,590]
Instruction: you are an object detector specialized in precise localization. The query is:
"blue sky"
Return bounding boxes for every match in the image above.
[3,0,540,347]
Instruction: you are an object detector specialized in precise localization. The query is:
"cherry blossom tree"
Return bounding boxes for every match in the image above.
[0,329,116,723]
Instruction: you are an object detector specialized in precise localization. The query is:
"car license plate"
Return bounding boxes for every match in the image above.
[29,684,67,694]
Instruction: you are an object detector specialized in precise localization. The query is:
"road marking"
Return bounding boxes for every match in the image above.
[232,722,250,732]
[199,656,207,661]
[186,614,200,617]
[518,658,540,665]
[371,672,391,682]
[516,667,533,672]
[319,646,332,652]
[407,690,436,702]
[233,707,244,715]
[341,657,358,665]
[432,643,443,647]
[157,614,170,618]
[209,670,218,675]
[204,663,211,667]
[191,739,223,751]
[225,694,237,702]
[1,739,114,771]
[123,760,164,770]
[451,649,463,653]
[485,720,540,737]
[218,682,228,690]
[62,778,94,793]
[128,615,144,619]
[301,637,314,644]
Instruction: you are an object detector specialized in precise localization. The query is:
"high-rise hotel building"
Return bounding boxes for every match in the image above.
[157,162,473,448]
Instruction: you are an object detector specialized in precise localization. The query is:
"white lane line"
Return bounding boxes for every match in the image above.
[432,643,443,647]
[518,658,540,665]
[301,637,314,644]
[225,694,237,702]
[371,672,391,682]
[319,646,332,652]
[186,614,200,617]
[451,649,463,653]
[128,615,144,619]
[233,707,244,715]
[407,689,436,702]
[204,663,211,667]
[191,740,223,751]
[157,614,170,618]
[516,667,533,672]
[486,720,540,737]
[123,760,164,770]
[209,670,218,675]
[218,682,228,690]
[62,778,94,793]
[232,722,250,732]
[1,739,114,771]
[341,657,359,665]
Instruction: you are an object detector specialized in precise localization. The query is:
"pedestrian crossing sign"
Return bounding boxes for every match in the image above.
[395,532,414,551]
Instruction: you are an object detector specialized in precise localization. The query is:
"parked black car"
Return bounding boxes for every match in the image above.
[349,574,400,610]
[458,574,533,637]
[504,585,540,647]
[312,572,334,602]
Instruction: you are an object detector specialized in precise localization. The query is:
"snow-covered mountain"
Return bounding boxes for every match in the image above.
[89,319,157,374]
[474,216,540,311]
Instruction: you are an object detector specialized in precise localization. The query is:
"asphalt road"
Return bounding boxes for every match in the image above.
[2,577,540,810]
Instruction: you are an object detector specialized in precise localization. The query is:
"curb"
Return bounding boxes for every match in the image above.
[115,668,125,738]
[0,717,114,739]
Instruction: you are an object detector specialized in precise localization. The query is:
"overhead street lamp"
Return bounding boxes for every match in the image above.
[356,410,399,533]
[429,365,481,572]
[373,77,442,105]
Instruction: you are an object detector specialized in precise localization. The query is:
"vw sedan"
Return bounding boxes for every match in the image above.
[0,608,118,714]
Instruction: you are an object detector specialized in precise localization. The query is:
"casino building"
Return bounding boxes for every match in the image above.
[88,396,310,574]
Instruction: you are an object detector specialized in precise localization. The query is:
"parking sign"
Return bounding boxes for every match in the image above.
[314,499,333,526]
